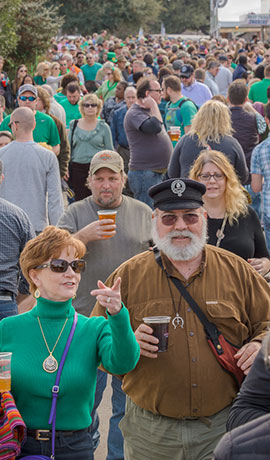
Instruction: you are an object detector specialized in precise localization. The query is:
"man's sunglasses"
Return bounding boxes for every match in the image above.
[35,259,86,273]
[161,213,200,226]
[83,103,98,108]
[19,95,36,102]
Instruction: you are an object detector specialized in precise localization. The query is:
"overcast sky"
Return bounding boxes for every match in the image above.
[218,0,261,21]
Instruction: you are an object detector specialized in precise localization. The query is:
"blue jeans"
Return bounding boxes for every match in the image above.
[0,298,17,321]
[245,184,262,221]
[17,427,93,459]
[263,212,270,252]
[90,369,126,460]
[128,170,163,209]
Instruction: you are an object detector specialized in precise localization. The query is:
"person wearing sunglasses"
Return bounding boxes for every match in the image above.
[190,149,270,277]
[68,93,113,201]
[92,177,270,460]
[95,67,122,102]
[0,84,60,156]
[0,225,139,459]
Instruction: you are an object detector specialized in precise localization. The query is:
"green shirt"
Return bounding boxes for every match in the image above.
[0,111,60,146]
[95,80,118,102]
[81,63,102,81]
[0,297,139,430]
[165,97,197,146]
[34,75,47,86]
[59,99,82,129]
[248,78,270,103]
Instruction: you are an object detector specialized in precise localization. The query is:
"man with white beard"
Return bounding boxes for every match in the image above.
[92,178,270,460]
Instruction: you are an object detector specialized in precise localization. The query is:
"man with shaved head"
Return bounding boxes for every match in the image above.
[0,107,63,233]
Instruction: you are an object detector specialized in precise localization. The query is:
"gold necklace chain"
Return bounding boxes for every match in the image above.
[37,317,68,355]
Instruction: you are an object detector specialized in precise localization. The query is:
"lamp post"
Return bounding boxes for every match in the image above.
[210,0,229,37]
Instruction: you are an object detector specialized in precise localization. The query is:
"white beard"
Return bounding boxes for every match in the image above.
[151,215,208,261]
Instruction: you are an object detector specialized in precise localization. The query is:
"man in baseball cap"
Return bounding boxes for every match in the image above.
[0,84,60,155]
[57,149,152,459]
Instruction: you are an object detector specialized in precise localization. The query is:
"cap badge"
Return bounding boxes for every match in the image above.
[171,179,186,197]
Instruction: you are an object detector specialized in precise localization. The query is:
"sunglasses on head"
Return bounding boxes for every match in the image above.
[82,103,98,108]
[19,95,36,102]
[161,213,200,226]
[35,259,86,273]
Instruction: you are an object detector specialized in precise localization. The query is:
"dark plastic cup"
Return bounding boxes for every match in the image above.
[143,316,171,352]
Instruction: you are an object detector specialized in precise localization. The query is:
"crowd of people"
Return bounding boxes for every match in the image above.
[0,30,270,459]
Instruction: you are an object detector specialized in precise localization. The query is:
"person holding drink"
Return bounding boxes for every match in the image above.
[0,225,140,459]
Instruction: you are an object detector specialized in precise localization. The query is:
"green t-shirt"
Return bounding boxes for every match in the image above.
[33,75,46,86]
[165,97,197,146]
[0,297,140,430]
[59,98,82,129]
[95,80,118,102]
[0,111,60,146]
[81,62,102,81]
[248,78,270,103]
[54,92,67,104]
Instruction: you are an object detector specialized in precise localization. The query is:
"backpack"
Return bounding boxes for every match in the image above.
[175,97,198,124]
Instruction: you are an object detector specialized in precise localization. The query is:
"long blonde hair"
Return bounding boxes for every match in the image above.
[189,150,248,225]
[189,100,233,147]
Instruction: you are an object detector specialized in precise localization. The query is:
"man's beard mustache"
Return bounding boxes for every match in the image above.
[151,216,208,261]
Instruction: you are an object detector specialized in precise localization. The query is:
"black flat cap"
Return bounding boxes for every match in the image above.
[149,178,206,210]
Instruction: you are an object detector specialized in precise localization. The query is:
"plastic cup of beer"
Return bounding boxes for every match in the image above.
[97,210,117,238]
[0,352,12,392]
[143,316,171,352]
[169,126,181,142]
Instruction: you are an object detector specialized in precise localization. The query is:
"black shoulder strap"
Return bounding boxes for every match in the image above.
[70,119,79,151]
[153,248,223,355]
[178,97,198,111]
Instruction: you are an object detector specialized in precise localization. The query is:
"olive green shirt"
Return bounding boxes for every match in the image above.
[92,245,270,418]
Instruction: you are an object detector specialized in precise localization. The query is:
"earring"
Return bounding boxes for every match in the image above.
[72,293,77,300]
[34,289,40,299]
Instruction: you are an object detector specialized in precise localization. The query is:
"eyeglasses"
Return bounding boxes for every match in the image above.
[19,95,36,102]
[106,72,113,76]
[8,120,19,129]
[198,173,225,182]
[35,258,86,273]
[83,103,98,108]
[161,213,200,226]
[149,88,162,93]
[19,69,27,73]
[180,75,191,79]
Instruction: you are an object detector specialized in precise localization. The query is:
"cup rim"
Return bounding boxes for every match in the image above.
[143,316,171,323]
[97,210,118,215]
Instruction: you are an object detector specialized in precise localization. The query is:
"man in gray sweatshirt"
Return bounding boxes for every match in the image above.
[0,107,63,233]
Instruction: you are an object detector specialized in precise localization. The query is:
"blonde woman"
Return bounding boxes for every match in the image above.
[46,62,63,94]
[189,150,270,276]
[95,67,121,102]
[34,61,50,86]
[68,93,113,201]
[168,100,249,184]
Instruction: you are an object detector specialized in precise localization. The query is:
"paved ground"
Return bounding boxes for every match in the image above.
[94,375,112,459]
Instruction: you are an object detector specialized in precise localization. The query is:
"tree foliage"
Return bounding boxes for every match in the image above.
[2,0,63,74]
[49,0,163,36]
[160,0,210,35]
[0,0,21,58]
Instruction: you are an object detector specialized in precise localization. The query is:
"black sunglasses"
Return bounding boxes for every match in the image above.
[83,103,98,108]
[35,259,86,273]
[161,213,200,226]
[8,120,20,129]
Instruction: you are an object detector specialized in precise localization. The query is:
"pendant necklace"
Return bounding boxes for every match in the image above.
[215,212,228,247]
[37,316,69,373]
[166,275,184,329]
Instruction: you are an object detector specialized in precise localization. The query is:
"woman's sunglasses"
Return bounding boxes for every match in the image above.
[19,96,36,102]
[35,259,86,273]
[82,103,98,108]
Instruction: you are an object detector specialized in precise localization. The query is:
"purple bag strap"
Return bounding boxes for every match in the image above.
[47,312,78,459]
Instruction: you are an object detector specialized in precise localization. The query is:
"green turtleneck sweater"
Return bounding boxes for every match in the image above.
[0,297,140,430]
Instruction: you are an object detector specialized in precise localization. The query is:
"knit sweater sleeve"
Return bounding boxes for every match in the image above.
[95,305,140,375]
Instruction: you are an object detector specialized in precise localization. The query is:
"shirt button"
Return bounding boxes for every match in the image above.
[189,332,194,337]
[192,358,196,363]
[187,308,191,312]
[193,408,198,413]
[192,383,198,388]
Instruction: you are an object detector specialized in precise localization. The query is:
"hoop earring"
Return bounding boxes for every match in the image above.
[72,293,77,300]
[34,289,41,299]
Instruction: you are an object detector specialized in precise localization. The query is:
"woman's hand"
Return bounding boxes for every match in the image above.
[91,277,122,315]
[248,257,270,277]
